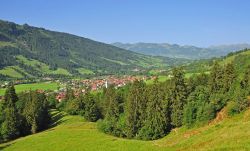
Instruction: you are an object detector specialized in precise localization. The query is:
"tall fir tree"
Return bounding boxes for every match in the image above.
[103,85,120,132]
[169,68,187,127]
[84,92,100,122]
[209,62,224,93]
[241,65,250,94]
[125,80,146,138]
[138,79,168,140]
[222,63,236,93]
[1,85,20,140]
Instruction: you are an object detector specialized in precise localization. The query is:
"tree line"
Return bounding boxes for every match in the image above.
[56,62,250,140]
[1,62,249,142]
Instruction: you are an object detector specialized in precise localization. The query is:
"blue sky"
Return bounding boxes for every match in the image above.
[0,0,250,47]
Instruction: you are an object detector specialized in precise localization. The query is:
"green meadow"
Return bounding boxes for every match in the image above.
[1,109,249,151]
[0,82,59,96]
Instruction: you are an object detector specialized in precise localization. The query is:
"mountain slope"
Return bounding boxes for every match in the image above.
[184,49,250,74]
[0,20,188,79]
[0,109,249,151]
[112,42,250,59]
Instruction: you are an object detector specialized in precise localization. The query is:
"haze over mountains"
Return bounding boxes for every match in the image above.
[112,42,250,59]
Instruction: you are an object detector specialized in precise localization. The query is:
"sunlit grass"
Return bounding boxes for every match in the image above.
[0,109,249,151]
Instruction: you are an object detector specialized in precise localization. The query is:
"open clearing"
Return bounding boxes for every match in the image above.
[0,82,59,96]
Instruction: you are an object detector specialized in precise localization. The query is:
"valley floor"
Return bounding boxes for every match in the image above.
[0,109,250,151]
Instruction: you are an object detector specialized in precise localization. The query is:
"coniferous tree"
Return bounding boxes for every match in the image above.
[125,80,146,138]
[84,93,100,122]
[138,80,167,140]
[209,62,224,93]
[241,65,250,94]
[1,85,20,140]
[23,91,50,134]
[100,85,120,134]
[222,63,236,93]
[170,68,187,127]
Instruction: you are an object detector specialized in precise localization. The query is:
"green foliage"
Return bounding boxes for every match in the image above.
[137,80,168,140]
[1,85,20,140]
[0,85,51,142]
[125,80,146,138]
[183,86,214,127]
[1,107,20,140]
[84,93,100,122]
[22,91,50,134]
[64,99,83,115]
[47,93,58,108]
[169,68,187,127]
[99,86,120,135]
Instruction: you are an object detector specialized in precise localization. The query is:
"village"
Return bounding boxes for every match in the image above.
[0,75,157,102]
[55,75,153,102]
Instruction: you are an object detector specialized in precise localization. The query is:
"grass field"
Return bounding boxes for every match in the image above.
[16,55,71,76]
[0,66,24,78]
[1,108,249,151]
[145,75,169,85]
[0,82,59,96]
[77,68,95,75]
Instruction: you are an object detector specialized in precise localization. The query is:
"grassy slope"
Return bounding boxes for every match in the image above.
[0,82,59,96]
[0,66,24,78]
[220,50,250,65]
[16,55,71,76]
[76,68,94,75]
[1,109,249,151]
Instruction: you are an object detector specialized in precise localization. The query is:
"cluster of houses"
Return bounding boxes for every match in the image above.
[55,76,150,102]
[0,75,157,102]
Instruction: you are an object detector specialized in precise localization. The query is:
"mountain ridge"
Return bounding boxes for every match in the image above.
[0,19,188,80]
[112,42,250,59]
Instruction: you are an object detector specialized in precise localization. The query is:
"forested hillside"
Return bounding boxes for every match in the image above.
[0,20,188,80]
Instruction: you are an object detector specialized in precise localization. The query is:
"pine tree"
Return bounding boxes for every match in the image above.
[84,93,100,122]
[4,85,18,106]
[138,80,167,140]
[23,91,50,134]
[241,65,250,94]
[1,85,20,140]
[183,86,212,127]
[102,85,120,133]
[170,68,187,127]
[125,80,146,138]
[209,62,224,93]
[222,63,236,92]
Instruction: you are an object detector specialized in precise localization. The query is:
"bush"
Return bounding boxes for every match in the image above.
[97,115,126,137]
[97,119,113,134]
[196,103,216,126]
[227,101,240,116]
[65,99,83,115]
[113,114,126,137]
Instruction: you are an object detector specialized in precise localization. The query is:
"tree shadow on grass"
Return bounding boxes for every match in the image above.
[49,110,68,128]
[0,142,15,150]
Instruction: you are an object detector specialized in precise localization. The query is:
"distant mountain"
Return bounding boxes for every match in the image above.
[0,20,188,80]
[112,42,250,59]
